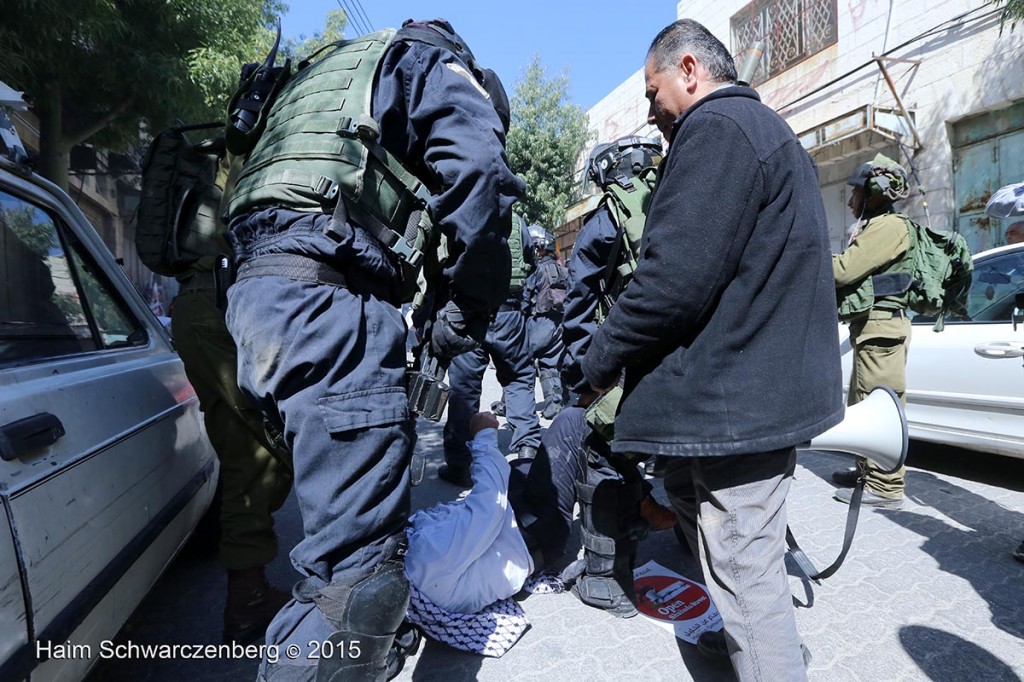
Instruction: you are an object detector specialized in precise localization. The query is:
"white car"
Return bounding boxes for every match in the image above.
[0,116,217,679]
[840,243,1024,459]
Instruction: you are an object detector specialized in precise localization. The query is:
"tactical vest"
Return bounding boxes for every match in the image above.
[227,29,436,302]
[837,213,912,321]
[595,167,657,322]
[533,257,568,315]
[583,167,656,441]
[508,213,532,292]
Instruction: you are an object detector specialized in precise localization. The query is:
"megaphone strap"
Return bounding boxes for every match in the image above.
[786,479,865,583]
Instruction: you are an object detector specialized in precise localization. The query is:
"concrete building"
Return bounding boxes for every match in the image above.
[567,0,1024,256]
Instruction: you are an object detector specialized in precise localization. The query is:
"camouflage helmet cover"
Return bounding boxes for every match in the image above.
[847,153,909,202]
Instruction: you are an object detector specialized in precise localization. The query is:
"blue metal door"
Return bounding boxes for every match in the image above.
[953,103,1024,252]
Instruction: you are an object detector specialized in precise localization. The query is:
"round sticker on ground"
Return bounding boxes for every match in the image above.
[634,575,711,622]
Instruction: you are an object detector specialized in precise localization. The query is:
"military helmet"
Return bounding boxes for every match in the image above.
[587,136,663,191]
[528,224,555,252]
[847,153,909,202]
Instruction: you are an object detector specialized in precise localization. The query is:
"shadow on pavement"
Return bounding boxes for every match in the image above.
[899,625,1022,682]
[883,471,1024,642]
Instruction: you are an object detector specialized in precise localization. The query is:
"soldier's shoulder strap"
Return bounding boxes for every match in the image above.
[601,167,657,285]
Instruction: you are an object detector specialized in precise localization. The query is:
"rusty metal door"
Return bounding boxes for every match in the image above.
[953,120,1024,252]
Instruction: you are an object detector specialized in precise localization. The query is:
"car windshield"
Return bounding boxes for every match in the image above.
[913,248,1024,324]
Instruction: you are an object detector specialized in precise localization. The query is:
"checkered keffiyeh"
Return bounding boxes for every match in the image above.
[524,573,566,594]
[406,583,530,657]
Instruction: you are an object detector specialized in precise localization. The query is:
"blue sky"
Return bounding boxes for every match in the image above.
[280,1,678,110]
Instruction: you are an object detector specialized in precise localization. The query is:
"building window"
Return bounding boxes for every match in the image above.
[731,0,838,83]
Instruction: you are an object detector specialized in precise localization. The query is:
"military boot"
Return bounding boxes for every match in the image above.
[566,463,646,618]
[538,371,563,419]
[490,397,506,417]
[223,567,291,644]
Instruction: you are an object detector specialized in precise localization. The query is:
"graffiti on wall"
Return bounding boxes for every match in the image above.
[764,59,833,112]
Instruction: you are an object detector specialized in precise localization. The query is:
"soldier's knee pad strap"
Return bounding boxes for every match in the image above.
[311,537,411,681]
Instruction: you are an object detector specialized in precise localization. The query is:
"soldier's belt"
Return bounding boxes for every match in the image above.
[235,253,348,288]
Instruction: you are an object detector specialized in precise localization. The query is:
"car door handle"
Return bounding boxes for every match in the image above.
[974,342,1024,360]
[0,413,65,461]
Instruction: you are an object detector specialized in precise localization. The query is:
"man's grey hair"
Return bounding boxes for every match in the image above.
[647,19,738,84]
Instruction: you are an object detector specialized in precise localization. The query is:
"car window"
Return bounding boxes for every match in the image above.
[0,187,145,365]
[913,249,1024,325]
[967,250,1024,322]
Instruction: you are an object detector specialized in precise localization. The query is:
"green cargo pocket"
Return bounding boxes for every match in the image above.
[584,386,623,443]
[318,386,410,434]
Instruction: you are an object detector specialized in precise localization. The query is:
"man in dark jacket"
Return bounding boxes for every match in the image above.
[581,19,843,681]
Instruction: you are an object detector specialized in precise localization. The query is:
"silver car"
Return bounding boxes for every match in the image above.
[0,120,217,679]
[841,243,1024,459]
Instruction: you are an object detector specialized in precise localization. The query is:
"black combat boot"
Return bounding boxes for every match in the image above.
[564,454,646,618]
[223,567,291,644]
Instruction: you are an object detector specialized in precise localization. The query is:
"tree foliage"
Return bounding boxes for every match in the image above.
[0,0,284,188]
[506,56,592,231]
[281,8,347,62]
[994,0,1024,29]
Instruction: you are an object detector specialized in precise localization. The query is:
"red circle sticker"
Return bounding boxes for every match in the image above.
[634,575,711,622]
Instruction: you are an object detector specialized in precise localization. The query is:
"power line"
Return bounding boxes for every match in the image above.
[336,0,368,35]
[351,0,375,32]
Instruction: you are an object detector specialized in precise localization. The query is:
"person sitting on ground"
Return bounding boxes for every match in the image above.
[406,412,533,614]
[406,408,677,615]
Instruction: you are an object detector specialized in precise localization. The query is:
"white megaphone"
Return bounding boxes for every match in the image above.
[801,386,908,473]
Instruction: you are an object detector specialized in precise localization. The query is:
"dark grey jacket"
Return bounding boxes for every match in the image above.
[581,86,843,456]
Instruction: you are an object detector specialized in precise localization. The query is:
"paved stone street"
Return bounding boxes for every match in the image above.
[90,368,1024,681]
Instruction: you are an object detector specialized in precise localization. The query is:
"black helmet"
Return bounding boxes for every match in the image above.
[528,224,555,251]
[587,136,663,190]
[847,153,909,202]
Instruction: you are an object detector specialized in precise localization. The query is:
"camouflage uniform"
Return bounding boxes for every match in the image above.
[834,213,911,499]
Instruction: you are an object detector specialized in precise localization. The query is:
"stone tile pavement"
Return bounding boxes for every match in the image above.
[89,367,1024,681]
[395,371,1024,681]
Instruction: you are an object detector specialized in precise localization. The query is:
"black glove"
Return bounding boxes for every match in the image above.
[430,301,489,360]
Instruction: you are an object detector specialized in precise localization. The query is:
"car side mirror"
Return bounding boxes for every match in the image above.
[1014,292,1024,332]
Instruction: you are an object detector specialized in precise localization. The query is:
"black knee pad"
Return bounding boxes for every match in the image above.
[313,537,411,682]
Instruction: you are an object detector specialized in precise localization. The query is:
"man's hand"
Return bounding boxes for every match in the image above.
[430,301,489,360]
[469,411,500,438]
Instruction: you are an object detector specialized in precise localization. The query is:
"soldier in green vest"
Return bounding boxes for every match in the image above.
[221,19,523,681]
[559,136,678,618]
[832,153,913,509]
[168,153,295,644]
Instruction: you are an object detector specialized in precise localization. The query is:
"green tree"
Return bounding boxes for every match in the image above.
[281,8,347,61]
[994,0,1024,28]
[5,205,56,257]
[0,0,283,190]
[506,56,592,230]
